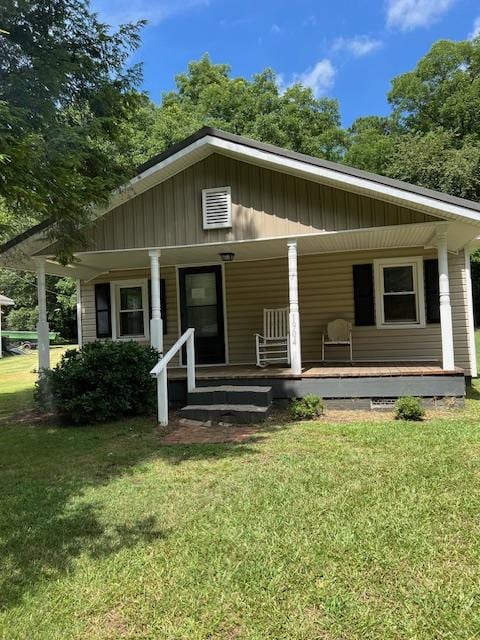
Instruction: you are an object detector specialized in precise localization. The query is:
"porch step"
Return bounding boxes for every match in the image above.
[188,385,272,407]
[179,403,271,424]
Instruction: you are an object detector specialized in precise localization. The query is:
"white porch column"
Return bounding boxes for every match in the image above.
[464,244,477,378]
[76,279,83,348]
[35,257,50,372]
[149,249,163,353]
[436,227,455,371]
[287,240,302,375]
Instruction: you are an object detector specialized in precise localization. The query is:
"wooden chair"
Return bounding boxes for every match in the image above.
[322,319,353,362]
[255,308,290,367]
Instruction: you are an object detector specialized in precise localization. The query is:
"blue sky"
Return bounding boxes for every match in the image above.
[91,0,480,126]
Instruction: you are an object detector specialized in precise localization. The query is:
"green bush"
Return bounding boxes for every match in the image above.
[35,341,159,424]
[290,395,325,420]
[394,396,425,421]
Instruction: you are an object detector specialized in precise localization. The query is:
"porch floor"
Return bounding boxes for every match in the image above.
[169,361,464,380]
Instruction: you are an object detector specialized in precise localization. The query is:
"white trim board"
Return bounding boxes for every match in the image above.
[373,256,426,330]
[110,278,150,342]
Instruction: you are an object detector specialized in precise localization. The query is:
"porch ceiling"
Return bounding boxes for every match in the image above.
[38,219,473,277]
[3,219,475,278]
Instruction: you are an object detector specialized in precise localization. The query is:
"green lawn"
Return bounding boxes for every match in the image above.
[1,350,480,638]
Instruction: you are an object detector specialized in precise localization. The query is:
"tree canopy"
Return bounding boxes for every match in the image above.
[346,38,480,200]
[0,0,145,261]
[126,55,347,167]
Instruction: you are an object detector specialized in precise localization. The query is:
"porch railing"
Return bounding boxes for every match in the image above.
[150,328,195,426]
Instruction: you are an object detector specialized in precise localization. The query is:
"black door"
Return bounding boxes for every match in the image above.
[179,265,226,365]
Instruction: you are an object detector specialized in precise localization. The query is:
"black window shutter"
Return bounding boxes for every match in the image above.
[148,279,168,335]
[424,259,440,324]
[94,283,112,338]
[353,264,375,326]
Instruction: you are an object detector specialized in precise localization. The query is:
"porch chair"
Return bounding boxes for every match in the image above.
[322,319,353,362]
[255,308,290,367]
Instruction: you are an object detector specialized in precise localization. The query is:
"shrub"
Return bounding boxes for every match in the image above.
[35,341,159,424]
[290,395,325,420]
[394,396,425,421]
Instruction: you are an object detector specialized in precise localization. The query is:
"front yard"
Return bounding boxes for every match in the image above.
[1,350,480,638]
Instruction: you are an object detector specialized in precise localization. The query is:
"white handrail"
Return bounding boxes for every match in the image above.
[150,328,195,426]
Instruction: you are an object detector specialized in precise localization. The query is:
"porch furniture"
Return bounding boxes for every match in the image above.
[322,319,353,362]
[255,308,290,367]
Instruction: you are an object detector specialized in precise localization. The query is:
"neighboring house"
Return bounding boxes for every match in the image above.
[0,294,15,358]
[1,127,479,414]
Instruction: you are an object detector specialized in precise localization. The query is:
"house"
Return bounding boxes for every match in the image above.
[1,127,479,419]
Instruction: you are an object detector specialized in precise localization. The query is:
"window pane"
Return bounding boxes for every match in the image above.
[384,266,414,293]
[186,306,218,337]
[120,310,144,336]
[384,294,417,323]
[185,273,217,307]
[120,287,143,311]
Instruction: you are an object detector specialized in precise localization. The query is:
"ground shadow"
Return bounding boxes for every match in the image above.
[466,383,480,401]
[153,434,269,465]
[0,413,275,611]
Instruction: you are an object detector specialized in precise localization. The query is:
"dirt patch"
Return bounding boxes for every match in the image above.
[0,407,55,426]
[89,608,129,639]
[157,417,261,445]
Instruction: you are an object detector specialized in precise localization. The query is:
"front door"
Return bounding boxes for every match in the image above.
[179,265,226,365]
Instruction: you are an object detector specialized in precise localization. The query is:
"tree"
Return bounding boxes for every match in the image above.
[0,269,77,338]
[346,38,480,199]
[386,131,480,200]
[388,38,480,137]
[343,116,397,175]
[0,0,145,261]
[126,55,347,167]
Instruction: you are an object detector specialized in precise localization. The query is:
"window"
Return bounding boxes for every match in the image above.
[202,187,232,229]
[374,257,425,329]
[114,281,149,339]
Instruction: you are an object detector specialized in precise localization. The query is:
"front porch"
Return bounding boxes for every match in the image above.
[22,221,476,421]
[168,361,466,409]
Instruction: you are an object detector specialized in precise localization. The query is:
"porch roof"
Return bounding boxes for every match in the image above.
[2,219,469,279]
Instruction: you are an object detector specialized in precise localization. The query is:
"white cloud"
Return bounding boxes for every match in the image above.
[271,23,284,35]
[303,15,317,26]
[469,16,480,40]
[332,35,383,57]
[90,0,209,28]
[386,0,456,31]
[291,59,336,97]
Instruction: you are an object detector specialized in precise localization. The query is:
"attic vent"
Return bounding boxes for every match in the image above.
[202,187,232,230]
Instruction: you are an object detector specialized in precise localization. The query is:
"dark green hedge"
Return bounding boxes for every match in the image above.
[35,341,159,424]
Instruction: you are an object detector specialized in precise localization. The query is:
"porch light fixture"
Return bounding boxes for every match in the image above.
[219,252,235,262]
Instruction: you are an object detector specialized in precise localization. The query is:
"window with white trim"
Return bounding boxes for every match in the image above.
[374,257,425,329]
[202,187,232,229]
[114,281,149,339]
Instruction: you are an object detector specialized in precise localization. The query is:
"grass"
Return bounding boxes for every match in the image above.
[1,349,480,638]
[0,346,73,420]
